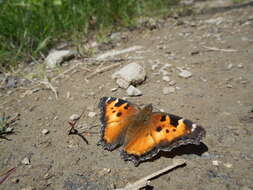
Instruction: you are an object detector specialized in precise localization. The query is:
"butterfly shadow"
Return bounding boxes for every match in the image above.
[145,142,208,164]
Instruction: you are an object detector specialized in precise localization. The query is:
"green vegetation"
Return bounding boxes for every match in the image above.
[0,113,14,137]
[232,0,248,3]
[0,0,181,70]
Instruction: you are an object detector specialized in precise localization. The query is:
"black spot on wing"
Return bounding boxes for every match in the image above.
[156,126,162,132]
[183,119,194,129]
[115,99,127,107]
[124,104,129,110]
[160,115,166,122]
[168,114,182,127]
[116,112,122,117]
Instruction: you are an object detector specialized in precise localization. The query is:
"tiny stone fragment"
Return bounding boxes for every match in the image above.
[212,160,220,166]
[162,76,170,82]
[88,112,97,118]
[169,80,176,86]
[178,70,192,79]
[163,87,175,95]
[69,114,79,121]
[42,129,49,135]
[223,163,232,168]
[21,187,35,190]
[126,85,142,97]
[111,87,118,92]
[21,157,30,165]
[227,63,233,70]
[237,64,243,68]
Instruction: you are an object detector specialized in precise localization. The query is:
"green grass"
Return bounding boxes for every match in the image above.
[0,0,181,70]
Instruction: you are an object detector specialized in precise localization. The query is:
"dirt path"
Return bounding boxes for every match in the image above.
[1,2,253,190]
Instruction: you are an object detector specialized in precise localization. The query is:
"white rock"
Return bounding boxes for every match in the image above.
[126,85,142,96]
[115,78,129,89]
[22,157,30,165]
[205,17,224,25]
[69,114,79,121]
[237,64,243,68]
[162,76,170,82]
[227,63,233,70]
[42,129,49,135]
[169,80,176,86]
[88,112,97,118]
[160,70,170,76]
[161,63,172,70]
[212,160,220,166]
[21,187,35,190]
[163,87,175,95]
[223,163,232,168]
[45,49,76,68]
[111,87,118,92]
[112,63,146,89]
[178,70,192,78]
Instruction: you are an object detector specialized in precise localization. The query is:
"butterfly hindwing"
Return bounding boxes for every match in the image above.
[98,97,139,150]
[121,112,205,166]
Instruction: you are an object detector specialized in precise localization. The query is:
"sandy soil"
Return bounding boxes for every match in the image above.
[1,1,253,190]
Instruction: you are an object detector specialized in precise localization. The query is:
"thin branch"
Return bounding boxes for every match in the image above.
[40,77,58,99]
[86,62,122,79]
[203,46,237,52]
[115,159,186,190]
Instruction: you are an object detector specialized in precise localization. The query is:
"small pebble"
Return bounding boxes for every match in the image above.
[162,76,171,82]
[111,87,118,92]
[163,87,175,95]
[169,80,176,86]
[69,114,79,121]
[190,50,199,55]
[126,85,142,96]
[223,163,233,168]
[88,112,97,118]
[226,84,233,88]
[21,157,30,165]
[42,129,49,135]
[227,63,233,70]
[160,70,170,76]
[11,178,19,183]
[178,70,192,79]
[237,64,243,68]
[21,186,35,190]
[212,160,220,166]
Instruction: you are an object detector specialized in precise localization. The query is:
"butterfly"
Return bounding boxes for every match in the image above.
[97,97,206,166]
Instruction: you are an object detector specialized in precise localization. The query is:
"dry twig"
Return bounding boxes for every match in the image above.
[203,46,237,52]
[86,62,122,79]
[115,159,186,190]
[40,77,58,99]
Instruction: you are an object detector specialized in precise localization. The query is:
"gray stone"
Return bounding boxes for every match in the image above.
[169,80,176,86]
[21,157,30,165]
[42,129,49,135]
[178,69,192,78]
[5,76,17,88]
[163,87,175,95]
[126,85,142,96]
[162,76,170,82]
[45,49,76,68]
[69,114,79,121]
[88,112,97,118]
[112,63,146,89]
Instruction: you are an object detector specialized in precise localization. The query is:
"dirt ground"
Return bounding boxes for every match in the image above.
[1,1,253,190]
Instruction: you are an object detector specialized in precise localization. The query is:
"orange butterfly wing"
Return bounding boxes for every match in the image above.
[98,97,139,150]
[121,112,205,166]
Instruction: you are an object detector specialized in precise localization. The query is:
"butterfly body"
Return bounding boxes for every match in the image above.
[98,97,206,166]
